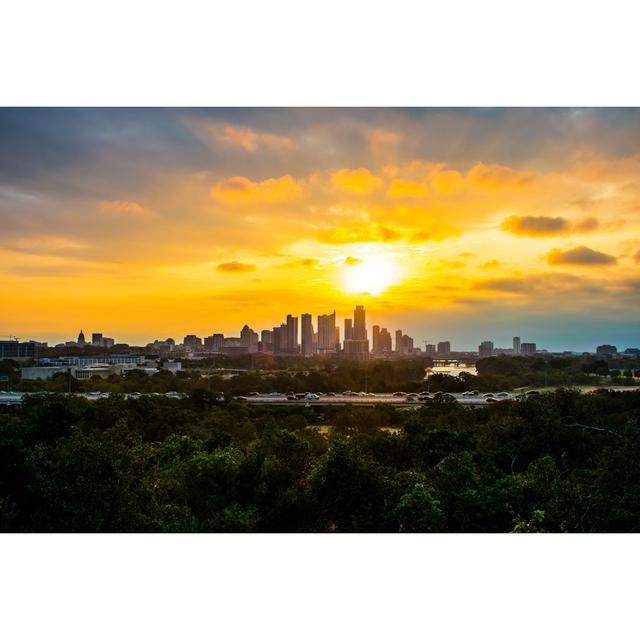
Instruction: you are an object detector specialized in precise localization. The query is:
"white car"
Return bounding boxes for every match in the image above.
[305,393,320,401]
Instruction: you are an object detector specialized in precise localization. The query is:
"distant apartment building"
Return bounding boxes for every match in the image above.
[353,305,367,340]
[285,315,299,353]
[91,333,102,345]
[478,341,494,358]
[513,336,521,354]
[520,342,537,356]
[425,343,437,357]
[378,328,393,355]
[437,341,451,357]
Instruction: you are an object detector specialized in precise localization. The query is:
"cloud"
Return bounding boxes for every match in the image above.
[365,128,401,156]
[635,249,640,263]
[480,259,501,269]
[331,168,383,194]
[430,170,464,194]
[502,214,601,237]
[211,175,303,204]
[316,224,400,245]
[573,217,600,233]
[409,223,461,243]
[99,200,146,215]
[344,256,362,265]
[547,245,617,266]
[213,125,295,153]
[467,163,535,191]
[502,215,570,236]
[216,261,256,273]
[280,258,319,269]
[387,179,428,198]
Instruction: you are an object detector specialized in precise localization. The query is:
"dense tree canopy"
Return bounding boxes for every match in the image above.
[1,387,639,532]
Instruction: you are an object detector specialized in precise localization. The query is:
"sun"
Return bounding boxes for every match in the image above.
[342,254,399,295]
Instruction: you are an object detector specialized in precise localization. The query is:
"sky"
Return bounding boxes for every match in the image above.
[1,107,639,351]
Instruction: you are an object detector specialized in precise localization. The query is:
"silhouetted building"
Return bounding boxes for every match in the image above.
[301,313,314,356]
[183,335,202,351]
[478,341,494,358]
[425,343,437,357]
[372,325,380,353]
[521,342,537,356]
[77,330,86,345]
[513,336,521,354]
[260,330,273,353]
[285,314,299,353]
[240,325,259,353]
[344,318,353,341]
[353,305,367,340]
[92,333,103,345]
[317,311,337,355]
[0,340,35,360]
[437,341,451,357]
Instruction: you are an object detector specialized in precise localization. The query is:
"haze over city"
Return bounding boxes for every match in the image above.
[1,108,639,351]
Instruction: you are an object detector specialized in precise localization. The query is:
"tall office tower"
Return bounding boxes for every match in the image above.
[478,341,494,358]
[77,330,86,345]
[335,326,341,351]
[317,311,337,355]
[379,328,392,354]
[402,334,414,354]
[353,305,367,340]
[240,325,259,353]
[425,343,437,357]
[92,332,103,346]
[261,329,273,353]
[513,336,521,354]
[301,313,314,356]
[285,314,299,352]
[344,318,353,341]
[272,325,284,354]
[395,330,403,353]
[437,341,451,357]
[372,325,380,354]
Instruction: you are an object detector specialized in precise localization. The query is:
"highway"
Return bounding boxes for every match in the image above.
[237,392,514,407]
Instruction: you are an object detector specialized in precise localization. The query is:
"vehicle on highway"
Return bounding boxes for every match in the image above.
[483,393,494,398]
[392,391,406,397]
[525,390,541,396]
[305,393,320,401]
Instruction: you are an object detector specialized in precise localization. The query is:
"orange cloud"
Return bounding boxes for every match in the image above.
[387,179,428,198]
[344,256,362,265]
[409,222,461,243]
[211,175,303,204]
[216,261,256,273]
[430,170,464,194]
[502,215,570,236]
[99,200,146,215]
[547,246,617,266]
[316,224,401,245]
[467,163,535,191]
[331,168,383,195]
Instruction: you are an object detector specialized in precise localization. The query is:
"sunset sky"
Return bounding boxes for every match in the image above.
[1,108,638,351]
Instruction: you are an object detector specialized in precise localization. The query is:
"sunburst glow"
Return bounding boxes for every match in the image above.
[342,255,399,295]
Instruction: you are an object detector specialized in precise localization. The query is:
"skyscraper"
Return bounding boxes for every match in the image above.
[301,313,314,356]
[77,330,85,345]
[353,305,367,340]
[513,336,521,354]
[317,311,337,355]
[344,305,369,358]
[372,325,380,353]
[286,314,299,353]
[344,318,353,341]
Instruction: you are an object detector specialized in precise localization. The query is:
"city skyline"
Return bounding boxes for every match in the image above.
[1,108,639,352]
